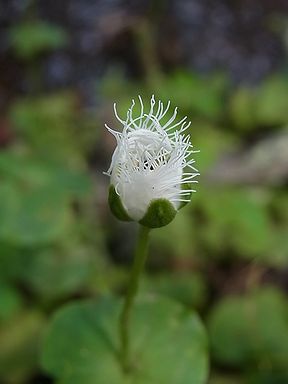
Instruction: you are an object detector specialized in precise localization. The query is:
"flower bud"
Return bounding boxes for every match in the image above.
[105,95,199,228]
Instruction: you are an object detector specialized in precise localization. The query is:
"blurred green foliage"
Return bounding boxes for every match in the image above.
[231,76,288,130]
[209,288,288,367]
[9,94,97,164]
[0,152,88,245]
[9,21,68,60]
[208,288,288,383]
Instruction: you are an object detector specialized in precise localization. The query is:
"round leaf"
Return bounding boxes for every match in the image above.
[42,296,208,384]
[208,288,288,370]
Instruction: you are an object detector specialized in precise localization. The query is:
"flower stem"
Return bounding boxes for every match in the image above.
[119,224,151,372]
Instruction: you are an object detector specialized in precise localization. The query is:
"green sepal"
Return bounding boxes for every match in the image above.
[108,185,133,222]
[139,198,177,228]
[179,183,192,209]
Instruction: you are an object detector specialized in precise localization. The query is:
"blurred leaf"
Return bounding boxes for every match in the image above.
[156,72,228,120]
[189,123,237,173]
[208,288,288,371]
[10,94,86,164]
[230,76,288,130]
[230,87,257,131]
[268,229,288,267]
[141,272,207,309]
[22,244,95,300]
[0,311,45,383]
[0,151,92,246]
[42,296,208,384]
[256,76,288,126]
[271,192,288,223]
[0,179,71,246]
[196,188,282,264]
[0,151,92,198]
[0,240,102,301]
[0,283,23,322]
[101,69,141,104]
[101,70,227,121]
[0,243,25,282]
[9,21,68,60]
[151,209,197,259]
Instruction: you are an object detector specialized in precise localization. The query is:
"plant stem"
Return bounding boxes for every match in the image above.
[119,224,151,372]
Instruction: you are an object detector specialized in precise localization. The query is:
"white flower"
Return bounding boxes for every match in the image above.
[105,95,199,226]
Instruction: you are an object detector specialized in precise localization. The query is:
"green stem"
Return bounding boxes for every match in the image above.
[119,225,151,372]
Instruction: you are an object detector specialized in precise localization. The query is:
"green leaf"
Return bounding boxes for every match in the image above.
[9,21,68,60]
[156,72,227,120]
[0,283,23,322]
[197,188,276,262]
[256,76,288,126]
[141,272,207,309]
[230,87,257,131]
[191,123,237,172]
[10,94,86,164]
[42,296,208,384]
[151,208,198,259]
[230,76,288,131]
[0,151,91,245]
[101,70,227,121]
[208,288,288,370]
[21,245,94,300]
[0,151,91,198]
[0,243,25,281]
[0,180,71,245]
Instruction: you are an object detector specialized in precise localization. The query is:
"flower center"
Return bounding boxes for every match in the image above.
[125,129,172,172]
[127,129,171,152]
